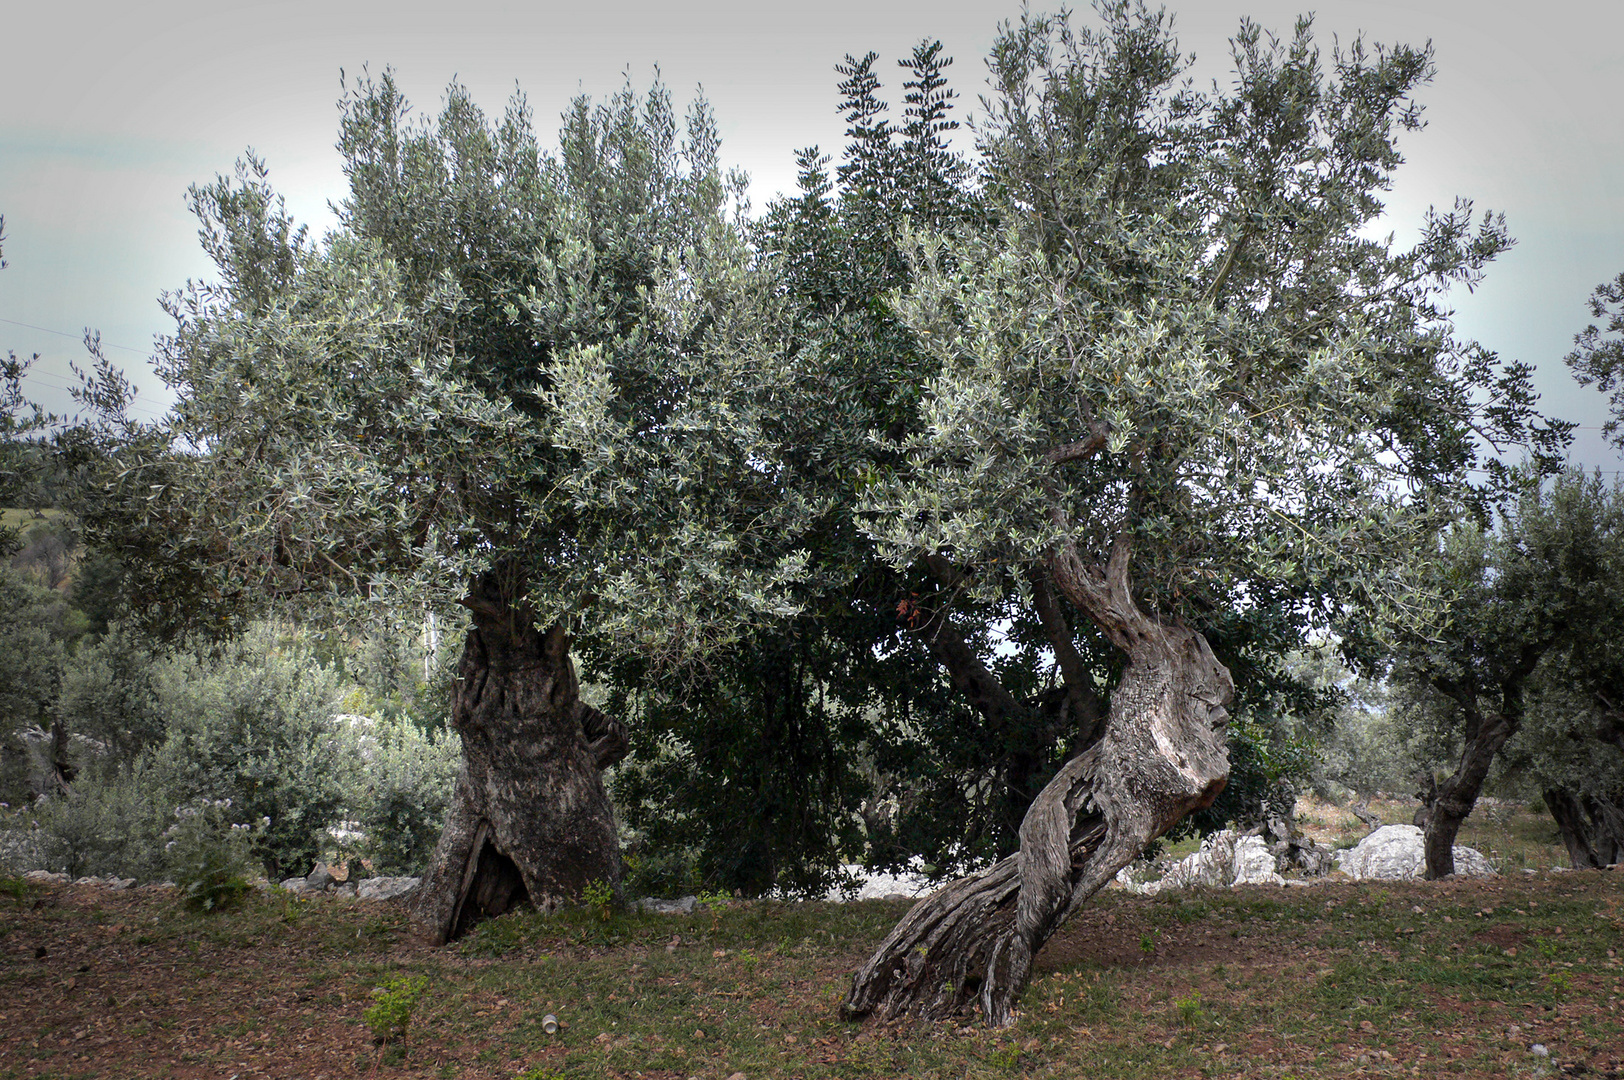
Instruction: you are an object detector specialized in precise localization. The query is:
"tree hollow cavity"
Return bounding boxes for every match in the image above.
[449,822,532,941]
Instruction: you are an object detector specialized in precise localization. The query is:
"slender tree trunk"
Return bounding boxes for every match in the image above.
[1412,704,1516,879]
[412,572,628,945]
[1544,787,1624,869]
[844,542,1231,1026]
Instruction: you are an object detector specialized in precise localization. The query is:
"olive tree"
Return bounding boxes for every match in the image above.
[1567,272,1624,448]
[71,74,803,941]
[840,5,1562,1025]
[1414,471,1624,871]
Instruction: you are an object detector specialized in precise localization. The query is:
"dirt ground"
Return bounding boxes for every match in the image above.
[2,868,1621,1080]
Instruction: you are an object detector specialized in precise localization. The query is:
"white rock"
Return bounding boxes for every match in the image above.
[356,876,419,902]
[1335,824,1496,880]
[24,870,68,884]
[1119,831,1286,895]
[1231,835,1287,886]
[824,862,935,902]
[638,895,698,915]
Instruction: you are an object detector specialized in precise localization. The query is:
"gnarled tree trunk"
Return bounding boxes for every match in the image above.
[843,541,1231,1026]
[1543,787,1624,869]
[412,572,628,944]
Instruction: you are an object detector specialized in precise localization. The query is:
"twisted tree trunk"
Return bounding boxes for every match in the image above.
[844,541,1231,1026]
[412,572,628,944]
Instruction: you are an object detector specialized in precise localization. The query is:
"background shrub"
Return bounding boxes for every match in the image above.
[150,625,350,880]
[24,761,171,880]
[346,715,459,875]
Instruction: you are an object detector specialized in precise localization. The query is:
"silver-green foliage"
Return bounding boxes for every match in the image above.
[14,762,171,880]
[345,714,460,875]
[56,621,165,762]
[0,565,67,802]
[860,6,1561,642]
[1483,472,1624,803]
[87,71,805,667]
[1566,272,1624,450]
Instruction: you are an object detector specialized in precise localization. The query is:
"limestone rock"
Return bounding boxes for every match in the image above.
[1118,830,1285,895]
[823,861,934,901]
[305,863,336,890]
[357,876,419,902]
[638,895,698,915]
[24,870,68,884]
[1335,824,1496,880]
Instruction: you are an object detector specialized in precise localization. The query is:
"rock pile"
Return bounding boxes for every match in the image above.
[278,862,420,901]
[23,871,136,889]
[1117,831,1288,895]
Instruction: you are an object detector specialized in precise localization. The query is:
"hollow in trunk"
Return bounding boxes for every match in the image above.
[412,576,627,944]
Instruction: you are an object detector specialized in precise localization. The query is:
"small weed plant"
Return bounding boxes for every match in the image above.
[986,1041,1022,1069]
[1175,990,1204,1028]
[365,973,430,1045]
[164,799,260,913]
[582,877,615,921]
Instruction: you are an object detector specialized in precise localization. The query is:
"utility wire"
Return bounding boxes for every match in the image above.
[0,316,150,356]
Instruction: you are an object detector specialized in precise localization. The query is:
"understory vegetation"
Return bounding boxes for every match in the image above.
[1,521,460,885]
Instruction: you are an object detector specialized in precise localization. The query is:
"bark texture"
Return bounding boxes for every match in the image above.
[412,575,628,945]
[844,542,1231,1026]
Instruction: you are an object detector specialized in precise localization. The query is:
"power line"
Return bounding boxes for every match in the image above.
[0,316,150,356]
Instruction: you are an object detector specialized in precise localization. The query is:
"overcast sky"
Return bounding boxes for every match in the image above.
[3,0,1620,468]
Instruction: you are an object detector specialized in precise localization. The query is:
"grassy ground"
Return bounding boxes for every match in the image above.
[0,508,62,534]
[2,861,1620,1080]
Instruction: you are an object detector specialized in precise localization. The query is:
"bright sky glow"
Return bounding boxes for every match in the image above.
[3,0,1620,467]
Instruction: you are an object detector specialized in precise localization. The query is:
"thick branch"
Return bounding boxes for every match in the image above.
[1042,428,1108,466]
[1027,568,1105,745]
